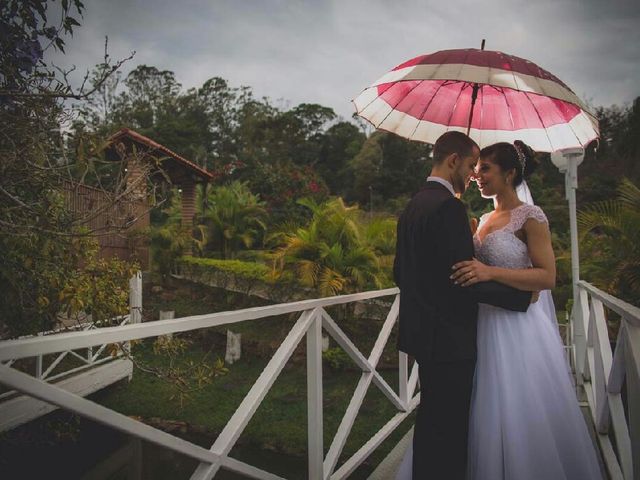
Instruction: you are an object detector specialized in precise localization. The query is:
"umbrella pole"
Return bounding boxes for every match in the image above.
[466,39,486,136]
[466,84,479,136]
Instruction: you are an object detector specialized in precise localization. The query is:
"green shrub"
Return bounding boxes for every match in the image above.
[179,256,271,280]
[322,347,351,371]
[235,250,269,262]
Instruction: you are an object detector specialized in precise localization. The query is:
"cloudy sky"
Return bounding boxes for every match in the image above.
[47,0,640,121]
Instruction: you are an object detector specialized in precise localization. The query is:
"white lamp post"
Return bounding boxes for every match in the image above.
[550,147,586,380]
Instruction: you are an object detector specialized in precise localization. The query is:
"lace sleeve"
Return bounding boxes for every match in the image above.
[511,204,548,231]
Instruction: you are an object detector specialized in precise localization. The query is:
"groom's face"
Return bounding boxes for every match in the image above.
[451,147,480,194]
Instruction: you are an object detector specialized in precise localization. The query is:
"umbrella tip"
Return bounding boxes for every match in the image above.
[481,39,486,50]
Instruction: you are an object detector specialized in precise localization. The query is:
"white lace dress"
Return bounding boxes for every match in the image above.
[396,204,603,480]
[467,204,603,480]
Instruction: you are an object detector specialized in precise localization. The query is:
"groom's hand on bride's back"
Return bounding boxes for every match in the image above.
[531,291,540,303]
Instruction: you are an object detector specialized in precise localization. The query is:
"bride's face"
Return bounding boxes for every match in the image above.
[473,157,513,198]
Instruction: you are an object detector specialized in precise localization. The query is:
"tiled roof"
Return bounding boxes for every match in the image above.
[108,128,215,180]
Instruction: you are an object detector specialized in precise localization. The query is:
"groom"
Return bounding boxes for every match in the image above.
[394,131,533,479]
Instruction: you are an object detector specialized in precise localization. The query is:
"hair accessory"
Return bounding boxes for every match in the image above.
[514,143,526,173]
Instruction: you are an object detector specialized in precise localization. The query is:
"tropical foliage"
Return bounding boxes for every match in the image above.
[578,178,640,305]
[272,198,387,296]
[197,181,267,259]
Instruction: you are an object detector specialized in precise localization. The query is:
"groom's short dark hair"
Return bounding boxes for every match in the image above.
[432,132,479,165]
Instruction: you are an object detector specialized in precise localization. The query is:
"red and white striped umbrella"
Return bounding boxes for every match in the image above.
[353,48,599,152]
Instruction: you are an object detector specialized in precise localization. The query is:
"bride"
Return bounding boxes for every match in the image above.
[396,141,603,479]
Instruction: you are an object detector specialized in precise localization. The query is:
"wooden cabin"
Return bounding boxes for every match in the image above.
[66,128,215,270]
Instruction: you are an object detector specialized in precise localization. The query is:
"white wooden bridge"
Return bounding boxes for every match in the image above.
[0,148,638,479]
[0,273,638,479]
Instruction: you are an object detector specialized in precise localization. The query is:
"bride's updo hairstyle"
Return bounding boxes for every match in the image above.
[479,140,538,187]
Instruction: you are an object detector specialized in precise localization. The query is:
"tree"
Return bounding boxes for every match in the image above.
[197,181,267,259]
[286,103,336,167]
[350,132,384,204]
[317,122,365,196]
[113,65,181,130]
[0,1,144,337]
[579,97,640,203]
[197,76,252,170]
[349,131,429,206]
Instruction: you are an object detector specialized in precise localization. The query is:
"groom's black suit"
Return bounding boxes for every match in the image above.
[394,180,531,480]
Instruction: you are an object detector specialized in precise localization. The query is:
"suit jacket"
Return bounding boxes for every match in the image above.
[394,181,532,361]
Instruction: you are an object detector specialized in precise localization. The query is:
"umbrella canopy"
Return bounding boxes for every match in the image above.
[353,48,599,152]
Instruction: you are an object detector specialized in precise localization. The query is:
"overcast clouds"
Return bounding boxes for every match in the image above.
[47,0,640,121]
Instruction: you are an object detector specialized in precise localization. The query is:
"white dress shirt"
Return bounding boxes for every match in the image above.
[426,176,455,196]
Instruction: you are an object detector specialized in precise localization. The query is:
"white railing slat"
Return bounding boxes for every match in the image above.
[320,310,373,373]
[399,353,408,405]
[307,312,324,480]
[608,323,626,394]
[592,301,611,433]
[330,394,420,480]
[368,296,400,367]
[573,281,639,480]
[320,298,404,478]
[608,393,633,480]
[0,289,399,362]
[221,456,288,480]
[578,281,640,326]
[407,361,419,400]
[190,309,316,480]
[41,350,69,380]
[323,372,374,478]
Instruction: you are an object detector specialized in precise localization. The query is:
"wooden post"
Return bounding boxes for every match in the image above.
[225,330,242,365]
[129,272,143,325]
[181,181,196,256]
[307,311,323,479]
[127,271,143,380]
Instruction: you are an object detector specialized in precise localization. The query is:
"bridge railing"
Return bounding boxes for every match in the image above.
[570,280,640,480]
[0,273,142,405]
[0,282,417,480]
[0,315,131,401]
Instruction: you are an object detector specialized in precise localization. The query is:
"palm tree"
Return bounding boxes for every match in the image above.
[149,192,192,278]
[197,181,267,259]
[578,178,640,305]
[362,216,397,284]
[273,198,384,296]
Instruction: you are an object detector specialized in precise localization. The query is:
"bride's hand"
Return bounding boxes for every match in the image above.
[469,217,478,235]
[451,258,493,286]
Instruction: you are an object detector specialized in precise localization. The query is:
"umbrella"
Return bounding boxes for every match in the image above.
[353,46,599,152]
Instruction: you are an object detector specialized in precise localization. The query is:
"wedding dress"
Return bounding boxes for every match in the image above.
[396,203,603,480]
